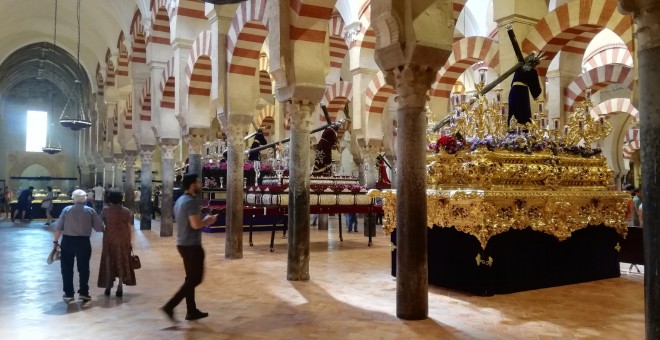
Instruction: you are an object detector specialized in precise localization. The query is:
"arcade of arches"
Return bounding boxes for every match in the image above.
[0,0,658,338]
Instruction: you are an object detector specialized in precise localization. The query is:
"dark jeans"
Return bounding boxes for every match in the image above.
[95,201,103,214]
[60,236,92,296]
[345,213,358,231]
[164,245,205,312]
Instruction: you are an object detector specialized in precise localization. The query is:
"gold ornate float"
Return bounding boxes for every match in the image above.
[370,89,628,248]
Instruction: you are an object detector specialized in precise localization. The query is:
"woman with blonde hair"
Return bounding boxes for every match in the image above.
[98,190,136,297]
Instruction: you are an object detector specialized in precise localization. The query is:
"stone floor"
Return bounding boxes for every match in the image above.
[0,215,645,339]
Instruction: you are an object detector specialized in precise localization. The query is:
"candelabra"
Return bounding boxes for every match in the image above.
[253,160,261,185]
[564,90,611,149]
[438,83,609,151]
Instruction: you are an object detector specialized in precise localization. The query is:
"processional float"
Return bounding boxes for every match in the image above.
[369,25,628,296]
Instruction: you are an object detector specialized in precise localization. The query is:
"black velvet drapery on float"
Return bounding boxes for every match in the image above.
[391,225,622,296]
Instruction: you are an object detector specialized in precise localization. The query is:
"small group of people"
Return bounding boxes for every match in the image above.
[310,213,360,233]
[50,173,215,323]
[52,189,136,301]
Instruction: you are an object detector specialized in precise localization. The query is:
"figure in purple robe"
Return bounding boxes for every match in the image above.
[312,126,339,177]
[507,67,542,126]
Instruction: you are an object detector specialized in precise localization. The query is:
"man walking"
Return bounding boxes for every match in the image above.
[53,189,104,302]
[93,183,105,214]
[162,173,217,322]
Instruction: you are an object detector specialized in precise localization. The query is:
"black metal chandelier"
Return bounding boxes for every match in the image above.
[58,0,91,131]
[43,0,62,155]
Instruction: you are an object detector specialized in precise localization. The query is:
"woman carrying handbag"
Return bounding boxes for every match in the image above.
[97,190,136,297]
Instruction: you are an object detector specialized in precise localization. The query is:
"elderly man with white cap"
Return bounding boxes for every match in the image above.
[53,189,104,302]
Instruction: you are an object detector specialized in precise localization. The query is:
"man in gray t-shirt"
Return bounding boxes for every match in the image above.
[162,173,217,322]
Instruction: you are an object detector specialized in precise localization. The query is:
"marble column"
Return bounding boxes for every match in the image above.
[225,125,248,259]
[187,128,207,176]
[287,100,313,281]
[160,139,179,237]
[392,65,437,320]
[103,160,114,188]
[317,214,328,230]
[362,149,380,188]
[139,146,155,230]
[113,156,123,190]
[618,1,660,337]
[123,152,137,214]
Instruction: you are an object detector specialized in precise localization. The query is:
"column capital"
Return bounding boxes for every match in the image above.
[140,145,156,164]
[160,139,179,160]
[287,99,314,132]
[187,127,208,155]
[618,0,660,51]
[388,64,437,108]
[124,152,138,168]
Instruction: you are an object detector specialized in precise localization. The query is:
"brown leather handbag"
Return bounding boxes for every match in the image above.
[130,250,141,270]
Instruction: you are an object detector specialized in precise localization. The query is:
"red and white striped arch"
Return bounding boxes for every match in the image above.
[322,81,352,122]
[185,30,213,97]
[521,0,633,76]
[589,98,639,121]
[227,0,268,77]
[289,0,335,43]
[622,140,640,159]
[254,105,275,138]
[564,64,633,112]
[432,36,500,98]
[365,71,395,116]
[322,81,352,139]
[140,77,152,122]
[116,32,129,78]
[172,0,206,20]
[257,53,272,96]
[105,49,115,87]
[358,0,466,23]
[329,11,348,72]
[453,0,467,21]
[124,93,133,129]
[624,128,639,143]
[583,43,633,71]
[95,63,104,96]
[160,57,175,109]
[130,10,147,65]
[149,0,170,45]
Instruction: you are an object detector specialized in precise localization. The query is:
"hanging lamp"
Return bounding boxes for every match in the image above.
[59,0,91,131]
[43,0,62,155]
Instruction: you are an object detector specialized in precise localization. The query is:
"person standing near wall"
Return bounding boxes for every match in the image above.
[42,186,54,225]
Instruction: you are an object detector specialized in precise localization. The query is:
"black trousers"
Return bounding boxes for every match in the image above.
[164,245,205,312]
[60,236,92,296]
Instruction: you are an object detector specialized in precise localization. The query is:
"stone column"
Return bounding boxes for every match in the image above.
[187,128,207,176]
[362,148,380,188]
[139,146,155,230]
[123,151,137,214]
[103,160,114,188]
[392,65,437,320]
[160,139,179,237]
[618,1,660,337]
[317,214,328,230]
[287,100,313,281]
[113,156,123,190]
[225,124,248,259]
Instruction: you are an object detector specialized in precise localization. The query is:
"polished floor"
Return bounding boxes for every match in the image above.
[0,215,645,339]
